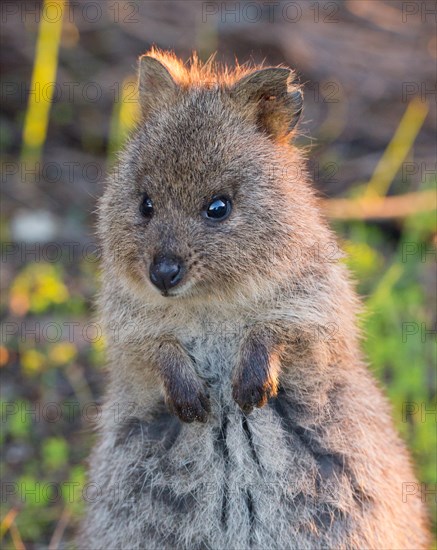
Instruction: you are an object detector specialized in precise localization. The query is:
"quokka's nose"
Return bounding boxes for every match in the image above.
[149,255,184,293]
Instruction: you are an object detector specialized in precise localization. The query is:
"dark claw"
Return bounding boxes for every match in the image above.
[232,378,276,415]
[242,403,254,415]
[166,386,210,424]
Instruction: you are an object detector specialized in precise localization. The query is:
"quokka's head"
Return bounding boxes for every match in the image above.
[99,50,319,303]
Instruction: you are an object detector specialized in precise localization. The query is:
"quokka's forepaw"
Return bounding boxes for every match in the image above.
[166,384,210,423]
[232,376,278,415]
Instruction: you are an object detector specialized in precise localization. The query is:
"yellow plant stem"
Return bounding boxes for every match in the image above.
[364,97,429,198]
[324,189,436,220]
[21,0,66,163]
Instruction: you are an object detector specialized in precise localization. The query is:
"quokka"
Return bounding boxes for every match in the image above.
[79,50,430,549]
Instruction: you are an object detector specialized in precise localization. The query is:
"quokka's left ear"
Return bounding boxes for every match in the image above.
[138,55,179,119]
[229,68,303,142]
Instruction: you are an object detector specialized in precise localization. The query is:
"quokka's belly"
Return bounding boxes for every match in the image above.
[112,391,367,550]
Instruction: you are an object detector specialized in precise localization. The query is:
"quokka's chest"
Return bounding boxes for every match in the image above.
[181,318,244,384]
[155,309,249,385]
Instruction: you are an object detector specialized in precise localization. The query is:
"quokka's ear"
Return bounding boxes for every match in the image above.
[230,68,303,141]
[138,55,178,119]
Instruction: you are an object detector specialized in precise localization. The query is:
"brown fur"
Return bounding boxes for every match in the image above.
[79,50,430,549]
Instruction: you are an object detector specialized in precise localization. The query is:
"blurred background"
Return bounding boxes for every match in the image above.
[1,0,436,548]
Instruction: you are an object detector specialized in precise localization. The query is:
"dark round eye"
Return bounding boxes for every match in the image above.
[139,194,153,218]
[204,196,232,221]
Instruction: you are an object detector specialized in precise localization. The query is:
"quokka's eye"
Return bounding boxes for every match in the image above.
[204,196,232,221]
[139,194,153,218]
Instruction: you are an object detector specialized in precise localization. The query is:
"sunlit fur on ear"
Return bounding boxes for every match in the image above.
[139,47,265,89]
[138,48,303,140]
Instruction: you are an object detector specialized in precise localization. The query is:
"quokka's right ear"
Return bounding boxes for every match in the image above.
[230,68,303,142]
[138,55,178,119]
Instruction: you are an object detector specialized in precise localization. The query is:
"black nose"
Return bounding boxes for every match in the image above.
[149,256,184,293]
